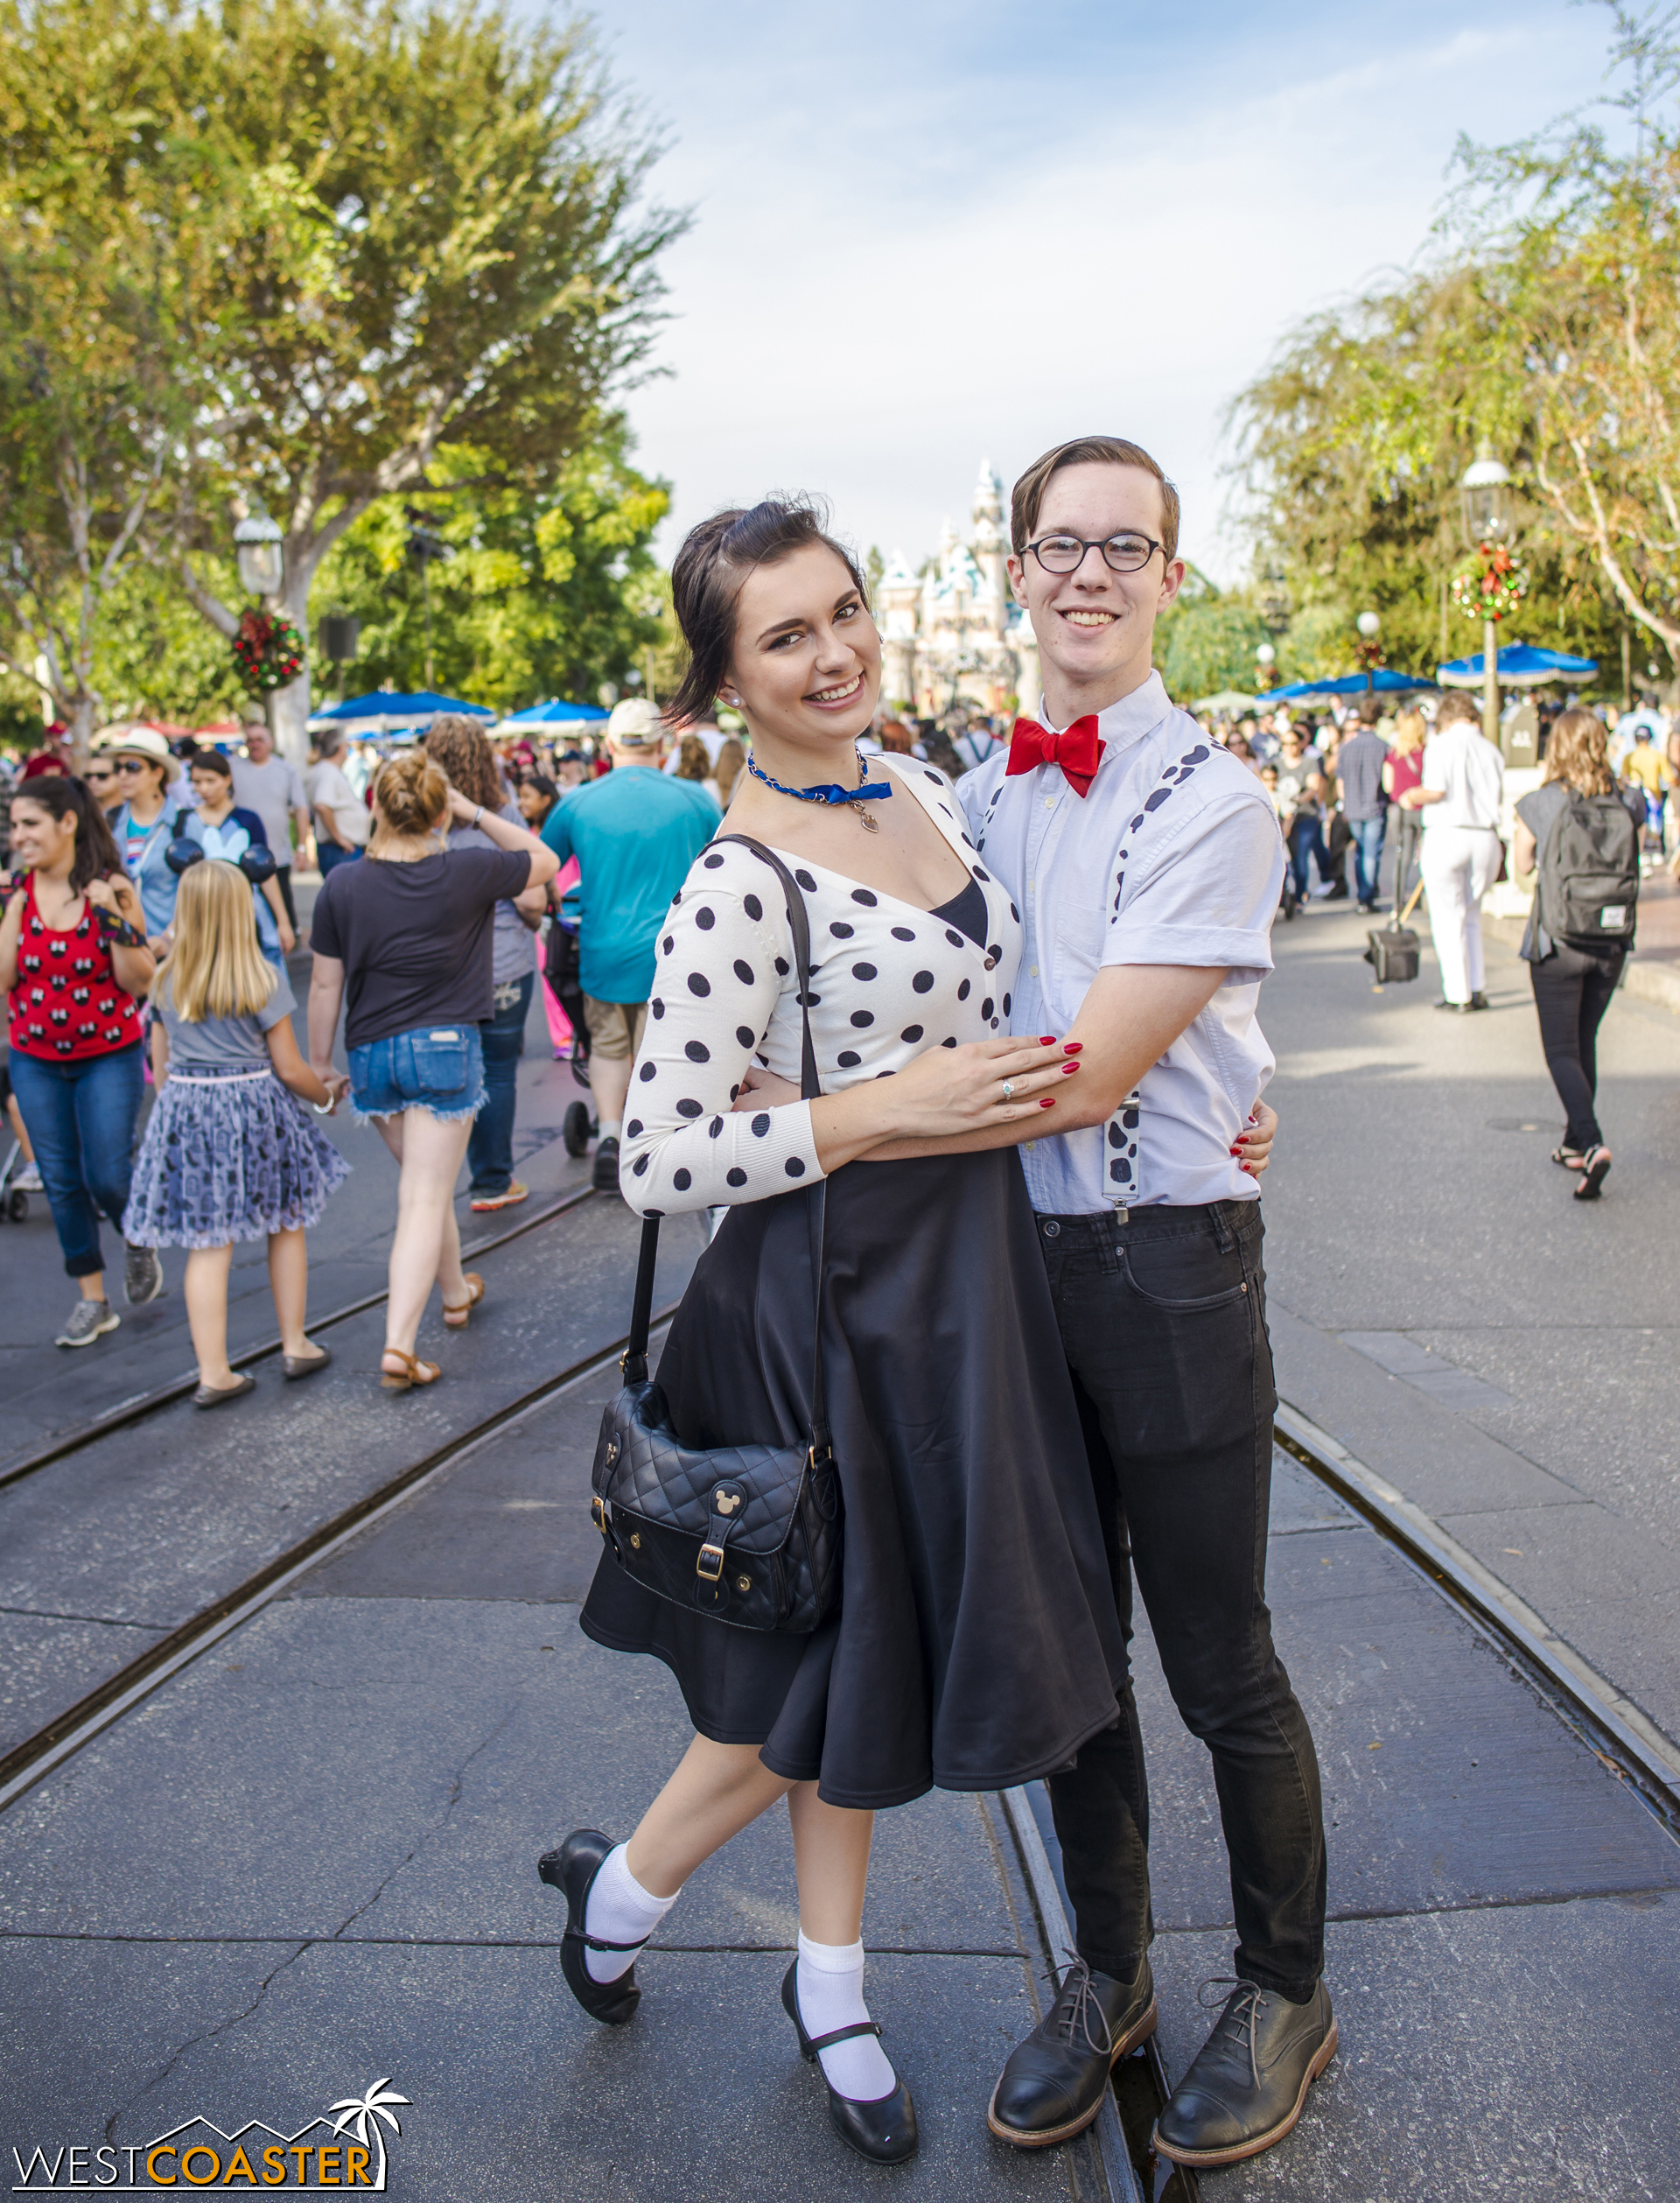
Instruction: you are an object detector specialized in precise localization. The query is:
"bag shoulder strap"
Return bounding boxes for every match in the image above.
[622,837,830,1459]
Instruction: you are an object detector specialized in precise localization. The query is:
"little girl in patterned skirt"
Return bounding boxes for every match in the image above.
[123,859,350,1407]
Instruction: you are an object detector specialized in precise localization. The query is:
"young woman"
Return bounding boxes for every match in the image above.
[304,750,557,1389]
[543,500,1276,2164]
[424,716,549,1214]
[123,860,349,1405]
[0,775,159,1344]
[175,750,294,966]
[1512,708,1645,1200]
[108,729,184,946]
[1382,710,1428,915]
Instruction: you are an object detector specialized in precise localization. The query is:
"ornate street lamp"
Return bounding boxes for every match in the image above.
[1356,609,1381,695]
[234,513,284,599]
[1460,451,1515,741]
[1255,642,1277,694]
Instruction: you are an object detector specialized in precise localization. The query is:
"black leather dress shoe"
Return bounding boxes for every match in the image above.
[1152,1977,1336,2166]
[537,1829,646,2025]
[1468,991,1490,1009]
[987,1955,1157,2148]
[780,1960,918,2163]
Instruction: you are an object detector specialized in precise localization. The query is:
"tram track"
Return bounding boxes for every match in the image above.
[0,1180,600,1492]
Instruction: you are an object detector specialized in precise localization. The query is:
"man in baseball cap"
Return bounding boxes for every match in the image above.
[540,697,720,1191]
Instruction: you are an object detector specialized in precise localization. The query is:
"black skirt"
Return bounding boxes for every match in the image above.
[580,1152,1127,1810]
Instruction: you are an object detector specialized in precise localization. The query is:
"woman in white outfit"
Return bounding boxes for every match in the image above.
[1417,691,1505,1011]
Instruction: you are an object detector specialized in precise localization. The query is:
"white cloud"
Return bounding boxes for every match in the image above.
[595,4,1612,582]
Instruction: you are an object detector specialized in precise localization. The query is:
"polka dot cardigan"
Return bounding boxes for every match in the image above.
[621,758,1023,1215]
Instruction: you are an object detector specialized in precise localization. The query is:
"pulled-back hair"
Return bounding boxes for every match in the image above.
[1546,707,1616,796]
[425,716,504,813]
[10,774,128,893]
[372,749,449,838]
[1010,436,1180,561]
[667,497,870,726]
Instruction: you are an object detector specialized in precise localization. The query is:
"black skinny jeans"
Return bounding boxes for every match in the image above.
[1035,1199,1328,2003]
[1530,944,1623,1151]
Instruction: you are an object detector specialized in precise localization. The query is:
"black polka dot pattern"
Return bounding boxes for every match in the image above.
[616,758,1025,1216]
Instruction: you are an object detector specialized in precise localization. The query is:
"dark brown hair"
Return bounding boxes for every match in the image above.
[1545,707,1615,796]
[10,775,129,893]
[667,497,869,725]
[1010,436,1180,561]
[188,747,234,781]
[426,716,504,813]
[372,749,449,837]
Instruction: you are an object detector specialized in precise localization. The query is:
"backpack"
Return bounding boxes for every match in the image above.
[1537,789,1639,951]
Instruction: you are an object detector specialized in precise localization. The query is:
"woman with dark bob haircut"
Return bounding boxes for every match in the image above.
[539,499,1194,2161]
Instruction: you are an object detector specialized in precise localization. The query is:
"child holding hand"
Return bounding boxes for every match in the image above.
[123,859,351,1407]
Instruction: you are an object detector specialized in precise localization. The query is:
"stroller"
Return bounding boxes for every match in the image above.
[545,886,598,1160]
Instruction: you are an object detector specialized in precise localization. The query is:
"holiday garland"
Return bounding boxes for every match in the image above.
[232,607,304,692]
[1451,542,1529,624]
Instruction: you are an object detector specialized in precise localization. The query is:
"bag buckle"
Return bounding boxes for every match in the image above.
[696,1541,725,1581]
[591,1496,609,1536]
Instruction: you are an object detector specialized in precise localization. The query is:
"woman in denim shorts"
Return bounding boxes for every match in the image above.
[306,750,559,1389]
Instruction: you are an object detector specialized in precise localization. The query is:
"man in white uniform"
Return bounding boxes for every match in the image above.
[1417,691,1504,1011]
[958,437,1333,2171]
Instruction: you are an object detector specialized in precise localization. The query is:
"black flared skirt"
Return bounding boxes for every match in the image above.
[580,1151,1126,1809]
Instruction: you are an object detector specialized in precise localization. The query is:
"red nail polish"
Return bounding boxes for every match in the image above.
[1063,1042,1082,1054]
[1040,1035,1056,1045]
[1060,1062,1079,1074]
[1039,1098,1055,1108]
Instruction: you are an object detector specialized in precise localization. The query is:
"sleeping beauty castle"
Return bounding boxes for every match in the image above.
[876,460,1040,718]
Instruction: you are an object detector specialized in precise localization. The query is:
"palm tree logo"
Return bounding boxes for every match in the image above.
[327,2079,410,2191]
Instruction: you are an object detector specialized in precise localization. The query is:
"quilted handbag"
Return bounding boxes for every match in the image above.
[589,837,842,1634]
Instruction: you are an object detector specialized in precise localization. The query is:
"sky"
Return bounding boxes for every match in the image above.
[584,1,1616,585]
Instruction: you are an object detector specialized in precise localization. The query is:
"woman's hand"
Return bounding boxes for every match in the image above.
[1234,1098,1278,1179]
[445,785,479,823]
[83,877,120,916]
[732,1063,800,1111]
[869,1034,1076,1139]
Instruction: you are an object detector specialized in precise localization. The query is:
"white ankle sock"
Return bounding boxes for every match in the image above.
[583,1846,680,1982]
[598,1119,623,1144]
[796,1933,897,2101]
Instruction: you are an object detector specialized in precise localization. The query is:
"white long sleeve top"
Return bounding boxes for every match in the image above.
[620,757,1024,1216]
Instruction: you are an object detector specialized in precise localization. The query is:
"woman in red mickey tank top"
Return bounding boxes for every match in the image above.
[0,775,158,1347]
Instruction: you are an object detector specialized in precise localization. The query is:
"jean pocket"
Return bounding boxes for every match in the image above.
[396,1029,469,1100]
[346,1040,379,1093]
[1119,1238,1250,1312]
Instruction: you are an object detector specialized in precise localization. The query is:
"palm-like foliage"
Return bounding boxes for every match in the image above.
[328,2080,410,2185]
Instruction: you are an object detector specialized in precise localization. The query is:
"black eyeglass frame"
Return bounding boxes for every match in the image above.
[1022,531,1167,577]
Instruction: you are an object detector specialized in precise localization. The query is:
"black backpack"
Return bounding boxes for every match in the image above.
[1537,789,1639,951]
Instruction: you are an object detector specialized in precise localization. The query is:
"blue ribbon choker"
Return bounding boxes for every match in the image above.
[746,747,893,824]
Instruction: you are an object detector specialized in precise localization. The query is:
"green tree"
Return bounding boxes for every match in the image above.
[1159,594,1273,703]
[312,428,669,708]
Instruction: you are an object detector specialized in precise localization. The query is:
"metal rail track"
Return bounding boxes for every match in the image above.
[0,1300,679,1814]
[0,1181,599,1492]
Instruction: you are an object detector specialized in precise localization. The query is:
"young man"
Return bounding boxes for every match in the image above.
[1416,691,1503,1012]
[1336,698,1390,913]
[958,436,1333,2171]
[539,698,720,1194]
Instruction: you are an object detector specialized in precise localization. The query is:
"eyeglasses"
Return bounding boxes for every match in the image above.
[114,758,151,773]
[1024,531,1165,576]
[84,766,116,781]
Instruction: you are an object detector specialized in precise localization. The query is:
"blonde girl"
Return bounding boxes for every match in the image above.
[123,860,350,1407]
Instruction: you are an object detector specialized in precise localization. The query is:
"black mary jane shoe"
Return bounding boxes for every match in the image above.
[780,1960,918,2164]
[538,1829,647,2025]
[988,1954,1157,2147]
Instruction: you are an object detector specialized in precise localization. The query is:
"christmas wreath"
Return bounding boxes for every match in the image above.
[1451,543,1529,624]
[1354,637,1385,672]
[232,608,304,692]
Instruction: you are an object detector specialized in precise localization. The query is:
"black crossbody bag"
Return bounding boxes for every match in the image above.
[589,837,842,1634]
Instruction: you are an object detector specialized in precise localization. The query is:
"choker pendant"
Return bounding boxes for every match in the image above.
[745,745,892,831]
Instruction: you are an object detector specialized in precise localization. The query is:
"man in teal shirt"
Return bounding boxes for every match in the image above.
[542,698,720,1191]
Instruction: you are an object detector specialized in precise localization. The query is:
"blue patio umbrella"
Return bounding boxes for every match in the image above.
[1436,643,1598,689]
[494,698,610,729]
[1262,669,1439,703]
[306,690,494,735]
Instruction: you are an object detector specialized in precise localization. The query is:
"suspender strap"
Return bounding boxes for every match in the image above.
[620,838,829,1458]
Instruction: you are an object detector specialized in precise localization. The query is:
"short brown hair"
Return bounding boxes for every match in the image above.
[1545,707,1615,796]
[1010,436,1180,561]
[1433,691,1482,732]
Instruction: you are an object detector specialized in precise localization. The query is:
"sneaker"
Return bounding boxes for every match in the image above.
[13,1161,42,1191]
[470,1181,529,1212]
[56,1299,121,1349]
[591,1136,621,1195]
[124,1240,164,1306]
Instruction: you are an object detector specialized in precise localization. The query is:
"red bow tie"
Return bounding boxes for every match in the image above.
[1005,715,1102,797]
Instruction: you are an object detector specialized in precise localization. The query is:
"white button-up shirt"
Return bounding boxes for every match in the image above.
[1421,723,1503,831]
[958,673,1284,1213]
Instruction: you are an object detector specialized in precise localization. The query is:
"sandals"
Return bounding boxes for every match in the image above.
[1573,1146,1612,1201]
[381,1349,442,1391]
[1550,1146,1585,1170]
[443,1273,486,1329]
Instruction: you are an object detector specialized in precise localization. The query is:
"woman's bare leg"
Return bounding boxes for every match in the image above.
[624,1736,793,1898]
[184,1244,235,1386]
[788,1784,874,1945]
[373,1107,473,1359]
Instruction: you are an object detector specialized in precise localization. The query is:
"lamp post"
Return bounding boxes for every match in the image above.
[1356,610,1381,696]
[1459,451,1515,746]
[234,514,284,600]
[1255,642,1276,694]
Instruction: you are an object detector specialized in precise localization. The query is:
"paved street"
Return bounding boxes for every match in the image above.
[1263,882,1680,1754]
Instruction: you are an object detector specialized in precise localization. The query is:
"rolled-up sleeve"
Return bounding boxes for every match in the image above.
[1103,789,1282,986]
[619,883,822,1215]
